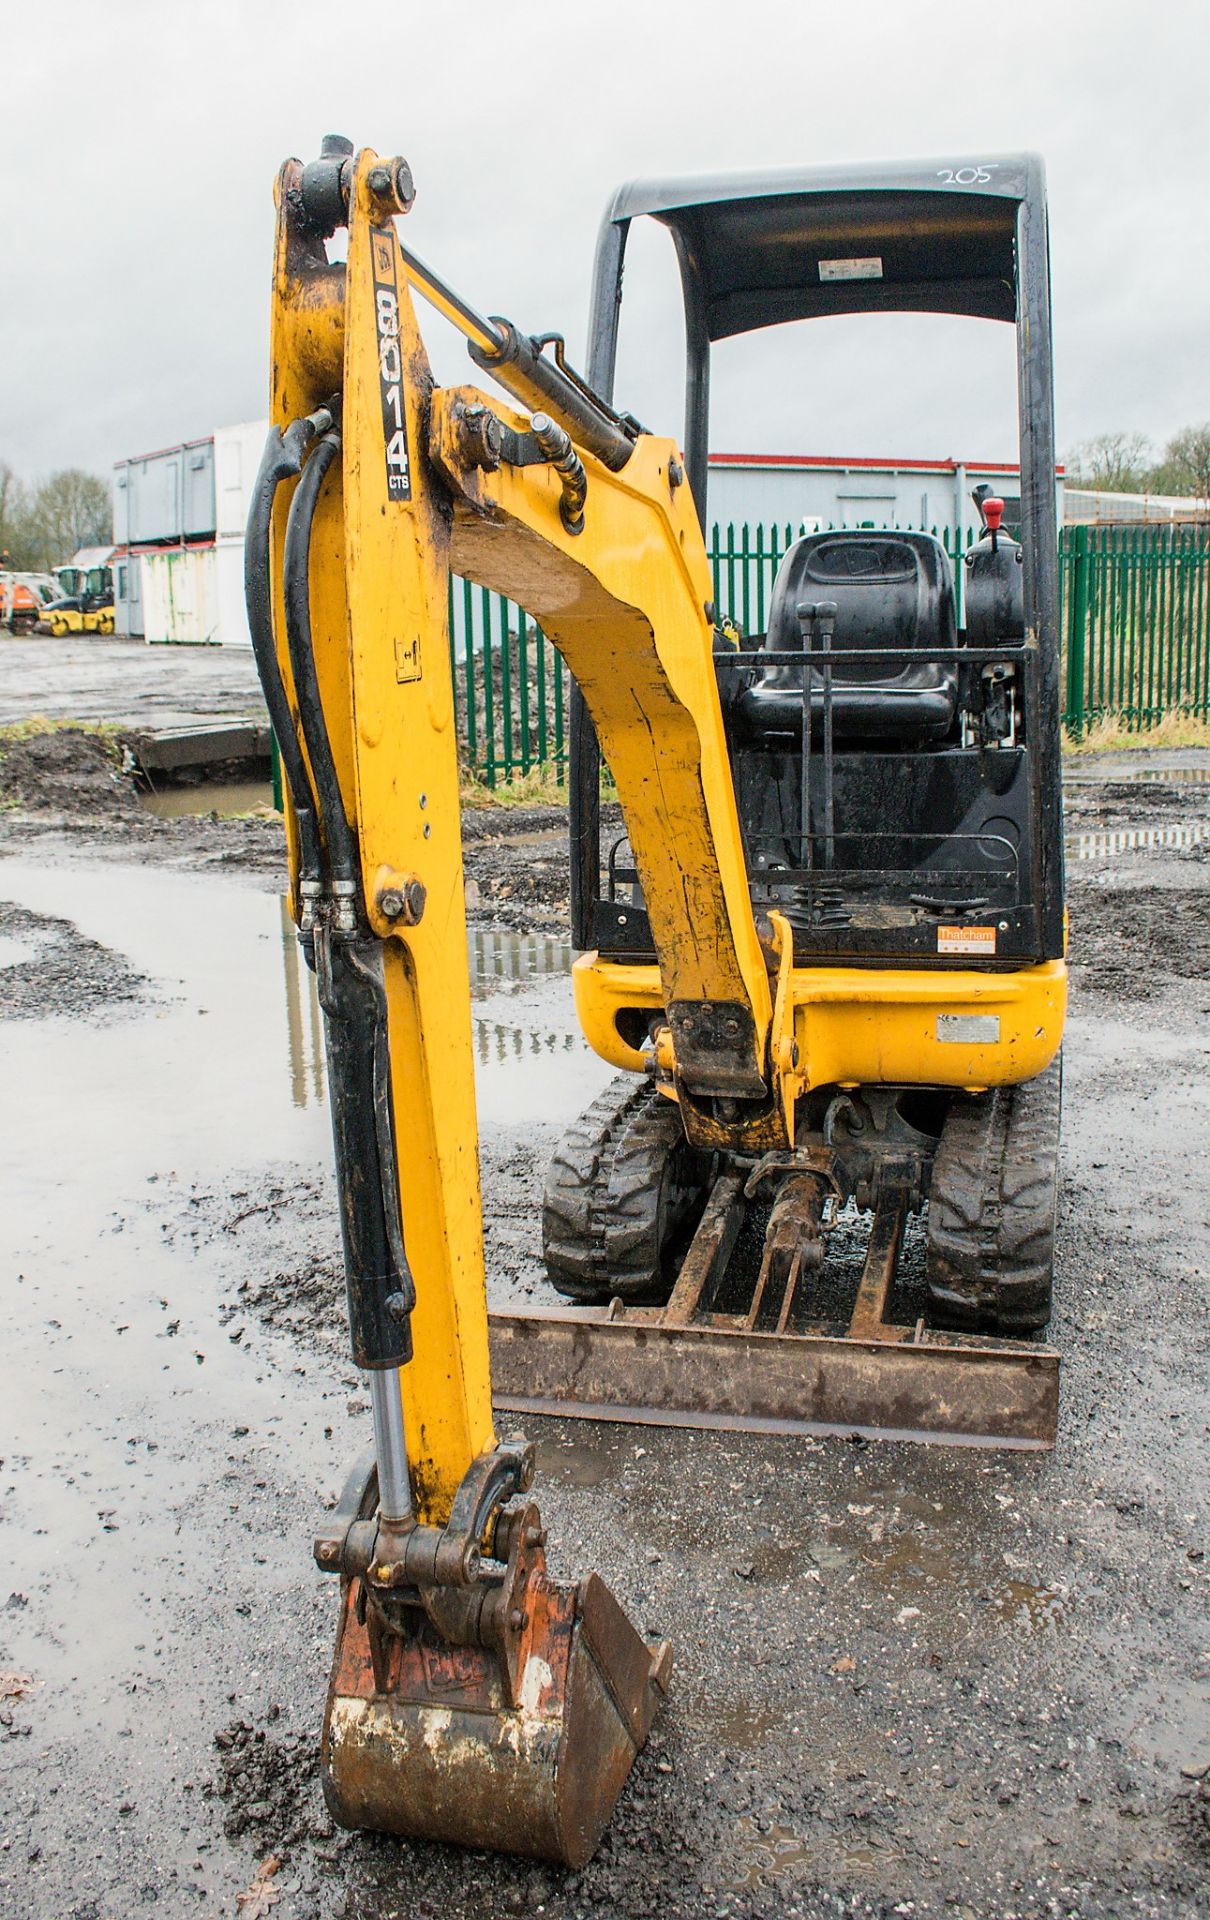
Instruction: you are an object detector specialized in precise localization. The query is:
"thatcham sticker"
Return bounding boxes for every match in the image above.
[937,925,997,956]
[371,229,411,502]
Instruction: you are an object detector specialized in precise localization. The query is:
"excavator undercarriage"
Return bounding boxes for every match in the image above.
[495,1057,1062,1448]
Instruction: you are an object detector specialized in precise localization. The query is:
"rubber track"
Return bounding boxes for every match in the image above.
[925,1056,1062,1334]
[542,1075,688,1302]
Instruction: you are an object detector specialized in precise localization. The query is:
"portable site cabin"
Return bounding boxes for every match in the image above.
[112,423,263,645]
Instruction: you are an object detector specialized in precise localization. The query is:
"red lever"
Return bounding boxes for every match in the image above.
[983,496,1004,533]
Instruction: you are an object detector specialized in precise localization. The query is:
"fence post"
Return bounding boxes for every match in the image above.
[462,578,478,769]
[1064,523,1089,735]
[480,584,496,787]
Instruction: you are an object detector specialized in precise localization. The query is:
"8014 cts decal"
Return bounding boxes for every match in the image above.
[371,228,412,502]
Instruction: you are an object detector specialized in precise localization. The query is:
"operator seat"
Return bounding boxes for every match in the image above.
[736,530,958,744]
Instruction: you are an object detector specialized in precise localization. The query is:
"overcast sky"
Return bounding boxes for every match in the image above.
[3,0,1207,484]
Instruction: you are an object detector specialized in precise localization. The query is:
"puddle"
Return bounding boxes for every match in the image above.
[138,779,274,819]
[1064,761,1210,786]
[988,1577,1065,1630]
[733,1817,815,1888]
[0,858,611,1140]
[537,1436,622,1489]
[710,1701,782,1751]
[1067,821,1209,860]
[0,857,613,1749]
[468,926,572,994]
[856,1526,962,1592]
[0,931,42,968]
[475,1019,579,1064]
[730,1815,904,1891]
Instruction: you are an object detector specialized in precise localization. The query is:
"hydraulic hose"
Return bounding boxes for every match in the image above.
[282,429,361,904]
[244,417,330,887]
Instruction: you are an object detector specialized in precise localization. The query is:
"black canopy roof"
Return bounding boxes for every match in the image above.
[603,154,1042,338]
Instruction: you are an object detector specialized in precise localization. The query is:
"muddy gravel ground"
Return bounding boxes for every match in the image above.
[0,726,590,929]
[0,737,1207,1920]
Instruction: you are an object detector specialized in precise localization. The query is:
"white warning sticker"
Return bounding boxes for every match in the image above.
[937,925,997,956]
[819,256,884,282]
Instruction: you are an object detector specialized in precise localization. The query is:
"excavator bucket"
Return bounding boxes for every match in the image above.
[313,1450,669,1866]
[322,1568,670,1866]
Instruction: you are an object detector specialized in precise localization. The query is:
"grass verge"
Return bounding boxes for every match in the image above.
[1064,712,1210,753]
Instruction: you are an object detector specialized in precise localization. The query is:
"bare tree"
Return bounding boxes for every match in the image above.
[0,463,34,569]
[23,469,112,571]
[1148,424,1210,503]
[0,463,112,572]
[1066,431,1153,493]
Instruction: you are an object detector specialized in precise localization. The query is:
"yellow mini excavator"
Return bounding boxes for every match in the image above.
[246,136,1066,1866]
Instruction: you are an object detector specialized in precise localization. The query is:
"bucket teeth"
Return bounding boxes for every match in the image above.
[322,1571,670,1868]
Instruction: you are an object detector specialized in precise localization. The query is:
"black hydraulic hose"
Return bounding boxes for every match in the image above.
[244,418,327,887]
[282,430,360,897]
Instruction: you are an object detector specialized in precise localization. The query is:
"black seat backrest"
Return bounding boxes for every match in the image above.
[765,530,956,679]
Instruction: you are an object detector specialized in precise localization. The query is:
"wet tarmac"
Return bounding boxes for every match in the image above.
[0,753,1208,1919]
[0,635,264,732]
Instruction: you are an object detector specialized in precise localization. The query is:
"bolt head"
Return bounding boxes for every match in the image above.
[509,1607,528,1632]
[367,164,392,195]
[378,888,404,919]
[393,158,416,210]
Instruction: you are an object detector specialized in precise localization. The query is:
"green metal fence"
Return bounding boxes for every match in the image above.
[448,520,1210,783]
[1062,523,1210,734]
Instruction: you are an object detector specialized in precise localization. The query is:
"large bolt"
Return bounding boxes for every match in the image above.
[458,404,502,473]
[509,1607,528,1632]
[366,156,416,215]
[318,1541,338,1564]
[376,878,426,926]
[392,158,416,211]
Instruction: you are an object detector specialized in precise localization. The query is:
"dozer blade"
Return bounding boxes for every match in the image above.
[322,1567,670,1868]
[494,1182,1059,1449]
[489,1310,1059,1448]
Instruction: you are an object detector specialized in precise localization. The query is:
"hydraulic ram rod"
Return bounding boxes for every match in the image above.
[397,241,637,472]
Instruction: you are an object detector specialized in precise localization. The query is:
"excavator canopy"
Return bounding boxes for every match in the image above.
[597,154,1038,337]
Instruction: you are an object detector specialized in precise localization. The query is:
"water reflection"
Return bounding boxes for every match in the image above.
[474,1020,579,1066]
[279,897,326,1109]
[138,781,275,820]
[1064,763,1210,786]
[277,915,578,1111]
[1067,821,1208,860]
[467,926,573,995]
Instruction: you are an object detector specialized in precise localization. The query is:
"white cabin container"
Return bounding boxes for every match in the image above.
[140,544,220,645]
